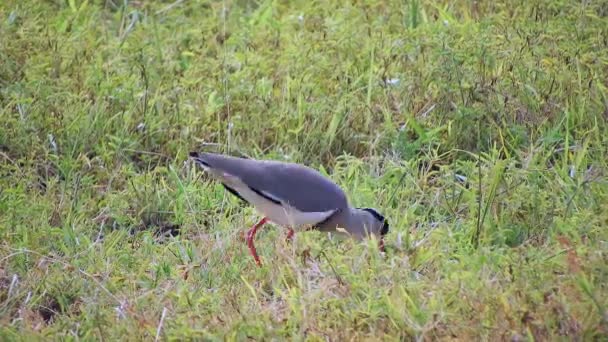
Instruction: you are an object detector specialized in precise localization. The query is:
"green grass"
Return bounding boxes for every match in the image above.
[1,0,607,340]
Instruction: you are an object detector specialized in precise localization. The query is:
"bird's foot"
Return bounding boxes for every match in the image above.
[285,228,295,242]
[378,238,386,252]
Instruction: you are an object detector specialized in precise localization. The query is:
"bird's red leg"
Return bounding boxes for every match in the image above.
[286,228,295,242]
[378,238,386,252]
[246,217,268,266]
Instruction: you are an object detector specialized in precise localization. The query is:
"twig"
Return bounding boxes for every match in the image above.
[155,307,168,342]
[155,0,186,15]
[319,251,344,286]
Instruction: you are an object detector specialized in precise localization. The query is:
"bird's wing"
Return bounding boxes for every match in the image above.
[193,152,349,213]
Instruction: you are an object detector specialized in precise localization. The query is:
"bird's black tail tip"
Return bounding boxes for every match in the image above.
[189,152,211,168]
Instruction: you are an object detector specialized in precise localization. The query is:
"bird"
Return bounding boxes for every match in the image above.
[189,151,389,266]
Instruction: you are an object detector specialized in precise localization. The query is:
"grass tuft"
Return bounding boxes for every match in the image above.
[1,0,607,339]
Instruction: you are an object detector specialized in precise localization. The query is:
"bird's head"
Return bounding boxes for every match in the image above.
[354,207,389,237]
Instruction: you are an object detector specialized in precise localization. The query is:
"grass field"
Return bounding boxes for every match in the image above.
[1,0,607,340]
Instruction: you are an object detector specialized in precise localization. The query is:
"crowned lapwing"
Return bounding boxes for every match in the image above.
[189,152,389,266]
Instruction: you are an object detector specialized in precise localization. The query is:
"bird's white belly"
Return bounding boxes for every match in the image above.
[235,186,334,228]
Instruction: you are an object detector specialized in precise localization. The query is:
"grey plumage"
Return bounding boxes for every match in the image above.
[194,152,348,214]
[189,151,389,241]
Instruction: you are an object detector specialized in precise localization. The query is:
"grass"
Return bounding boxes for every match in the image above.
[1,0,607,340]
